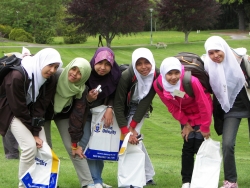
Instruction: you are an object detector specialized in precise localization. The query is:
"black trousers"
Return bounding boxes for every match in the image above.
[181,125,204,183]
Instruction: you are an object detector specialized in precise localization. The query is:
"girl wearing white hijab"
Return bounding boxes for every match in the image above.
[114,48,159,188]
[0,47,63,188]
[153,57,212,188]
[131,48,156,101]
[204,36,250,188]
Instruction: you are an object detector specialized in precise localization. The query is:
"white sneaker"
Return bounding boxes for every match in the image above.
[102,183,112,188]
[181,182,190,188]
[87,184,95,188]
[95,183,103,188]
[86,184,95,188]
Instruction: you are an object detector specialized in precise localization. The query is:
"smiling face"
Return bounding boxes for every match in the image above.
[68,66,82,83]
[135,58,152,76]
[41,63,60,78]
[94,59,112,76]
[165,69,181,85]
[208,49,225,63]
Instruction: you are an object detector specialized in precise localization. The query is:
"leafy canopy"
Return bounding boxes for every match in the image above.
[66,0,151,47]
[157,0,222,32]
[157,0,222,43]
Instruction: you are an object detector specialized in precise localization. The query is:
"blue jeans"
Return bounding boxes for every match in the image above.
[80,120,104,184]
[222,118,241,182]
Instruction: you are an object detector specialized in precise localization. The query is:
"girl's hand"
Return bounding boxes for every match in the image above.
[128,127,139,145]
[72,146,84,159]
[34,136,43,148]
[102,107,113,127]
[129,127,138,137]
[181,122,194,142]
[86,89,99,102]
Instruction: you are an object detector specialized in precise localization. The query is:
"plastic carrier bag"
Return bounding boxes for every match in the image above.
[20,142,60,188]
[118,132,146,188]
[190,138,222,188]
[84,105,122,161]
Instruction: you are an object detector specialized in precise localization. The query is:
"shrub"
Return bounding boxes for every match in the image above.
[0,25,12,38]
[9,28,33,42]
[63,24,87,44]
[64,34,87,44]
[34,30,55,44]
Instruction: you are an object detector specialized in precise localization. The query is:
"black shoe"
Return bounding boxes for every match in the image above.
[130,185,134,188]
[146,180,156,186]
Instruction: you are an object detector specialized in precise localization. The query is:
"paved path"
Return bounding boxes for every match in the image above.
[212,32,250,40]
[0,32,249,49]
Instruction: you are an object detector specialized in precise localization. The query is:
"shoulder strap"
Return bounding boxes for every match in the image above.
[240,58,250,89]
[131,75,136,83]
[183,71,194,97]
[248,118,250,144]
[156,78,163,92]
[13,66,28,98]
[0,66,27,98]
[243,55,250,76]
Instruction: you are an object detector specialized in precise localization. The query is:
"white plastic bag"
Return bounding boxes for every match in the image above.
[118,132,146,188]
[190,138,222,188]
[20,142,60,188]
[84,105,122,161]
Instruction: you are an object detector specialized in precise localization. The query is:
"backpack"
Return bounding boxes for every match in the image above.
[231,48,250,88]
[156,52,212,97]
[119,64,130,73]
[0,54,27,98]
[0,54,24,86]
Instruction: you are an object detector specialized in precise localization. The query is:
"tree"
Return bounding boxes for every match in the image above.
[215,4,238,29]
[217,0,250,31]
[0,0,62,43]
[66,0,150,47]
[156,0,222,43]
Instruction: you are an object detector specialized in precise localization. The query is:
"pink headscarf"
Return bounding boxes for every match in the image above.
[95,51,114,66]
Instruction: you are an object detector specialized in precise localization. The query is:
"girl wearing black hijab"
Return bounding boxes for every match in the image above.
[79,47,121,188]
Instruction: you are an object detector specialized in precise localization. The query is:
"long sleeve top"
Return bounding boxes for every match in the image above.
[0,69,56,136]
[153,69,212,133]
[114,65,160,134]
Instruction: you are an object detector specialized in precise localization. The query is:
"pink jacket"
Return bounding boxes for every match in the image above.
[153,67,212,133]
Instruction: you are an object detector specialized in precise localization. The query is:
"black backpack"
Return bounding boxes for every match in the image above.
[156,52,212,97]
[0,55,27,98]
[0,54,24,86]
[119,64,130,73]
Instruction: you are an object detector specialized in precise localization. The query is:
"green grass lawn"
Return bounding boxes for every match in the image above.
[0,30,250,188]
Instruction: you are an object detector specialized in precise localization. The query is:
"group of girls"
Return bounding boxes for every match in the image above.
[153,36,247,188]
[0,46,157,188]
[0,35,247,188]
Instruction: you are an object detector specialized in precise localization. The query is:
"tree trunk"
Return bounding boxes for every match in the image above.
[106,38,112,48]
[233,4,246,31]
[237,9,245,31]
[184,31,189,43]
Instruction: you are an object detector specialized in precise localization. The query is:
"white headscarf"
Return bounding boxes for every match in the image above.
[21,48,63,104]
[132,48,155,101]
[160,57,182,96]
[204,36,245,112]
